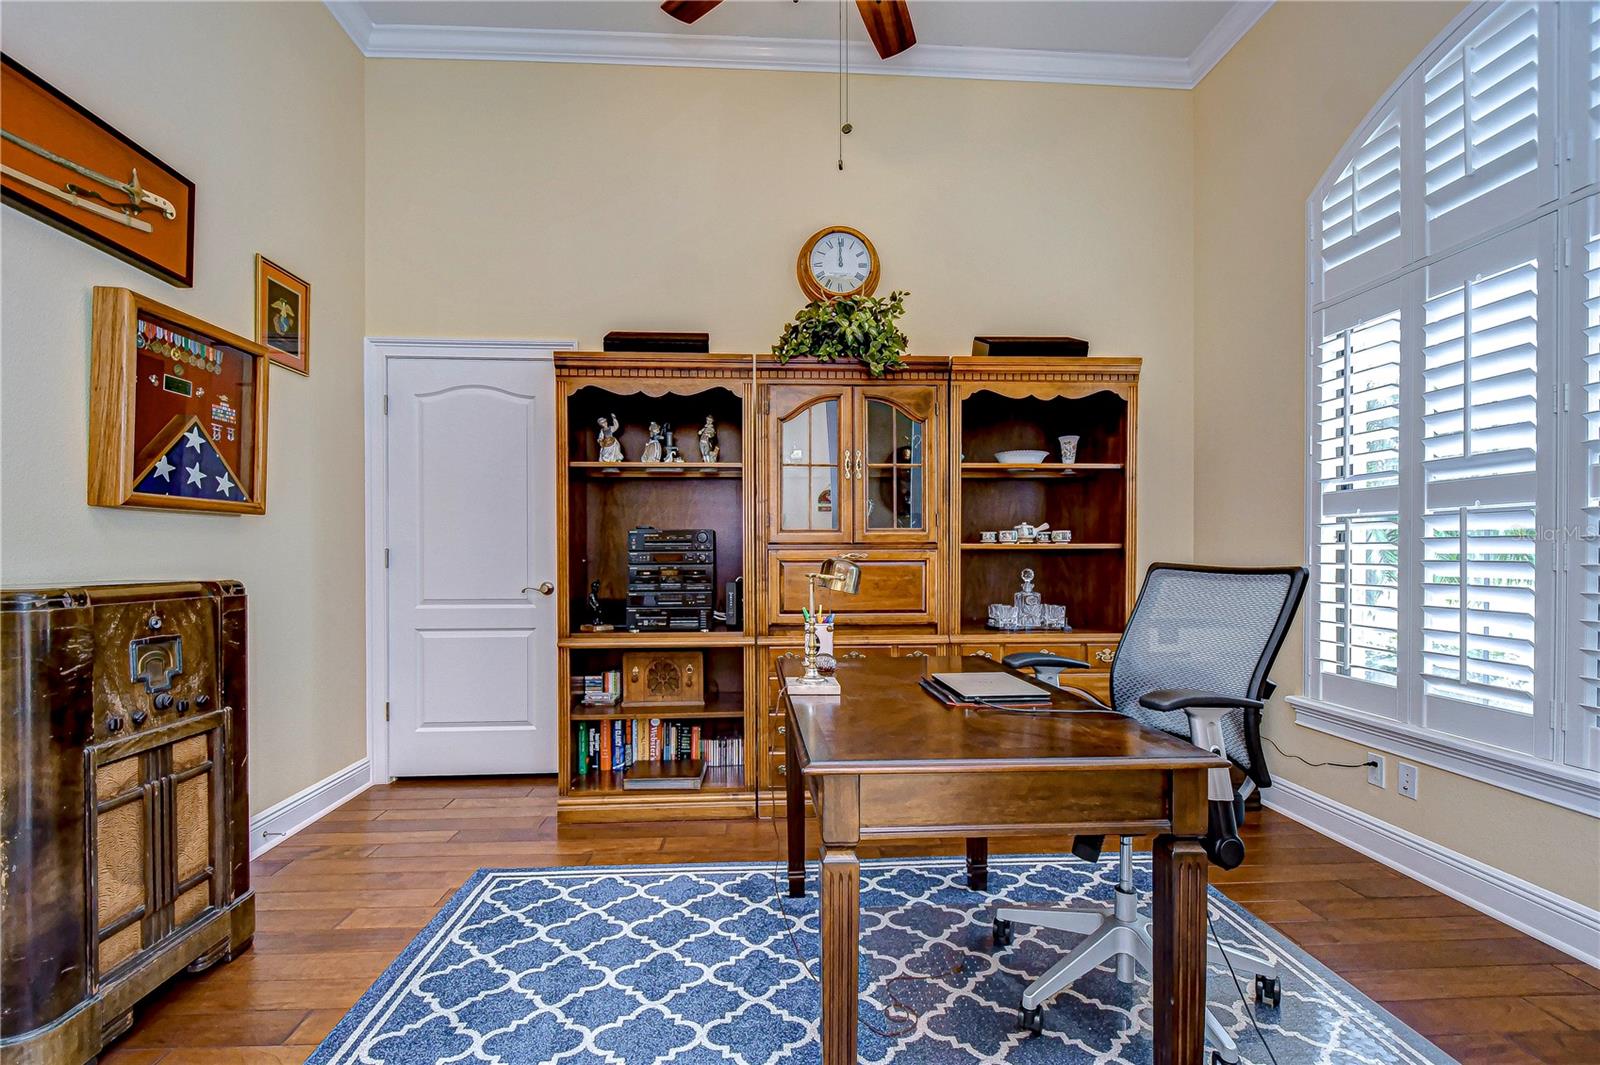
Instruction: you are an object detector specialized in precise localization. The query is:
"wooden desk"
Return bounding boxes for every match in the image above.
[782,655,1225,1065]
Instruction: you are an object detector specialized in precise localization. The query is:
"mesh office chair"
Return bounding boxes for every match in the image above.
[993,563,1307,1064]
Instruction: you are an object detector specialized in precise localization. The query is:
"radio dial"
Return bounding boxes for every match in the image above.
[131,710,148,727]
[106,714,123,734]
[195,694,211,709]
[153,693,174,710]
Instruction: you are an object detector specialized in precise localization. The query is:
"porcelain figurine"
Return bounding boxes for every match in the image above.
[662,427,684,463]
[597,414,624,463]
[698,416,720,463]
[641,422,664,463]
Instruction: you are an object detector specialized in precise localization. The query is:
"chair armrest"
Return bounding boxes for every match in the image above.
[1138,688,1263,713]
[1002,652,1091,671]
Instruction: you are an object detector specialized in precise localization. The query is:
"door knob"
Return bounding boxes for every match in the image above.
[522,582,555,596]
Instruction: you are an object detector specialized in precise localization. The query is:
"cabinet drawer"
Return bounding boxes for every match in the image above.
[1086,642,1120,668]
[959,643,1004,662]
[1003,641,1086,663]
[893,644,941,660]
[766,550,938,626]
[767,748,790,785]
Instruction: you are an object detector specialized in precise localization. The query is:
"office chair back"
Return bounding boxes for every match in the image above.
[1112,564,1308,788]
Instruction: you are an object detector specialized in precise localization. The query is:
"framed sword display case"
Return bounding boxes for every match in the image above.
[1,54,196,287]
[89,287,270,515]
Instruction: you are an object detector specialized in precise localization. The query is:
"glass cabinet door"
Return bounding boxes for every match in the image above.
[768,386,852,542]
[857,386,938,542]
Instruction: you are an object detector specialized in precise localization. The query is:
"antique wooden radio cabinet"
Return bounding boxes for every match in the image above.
[1,581,253,1065]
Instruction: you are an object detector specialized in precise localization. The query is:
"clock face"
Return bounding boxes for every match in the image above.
[811,231,871,294]
[799,226,879,301]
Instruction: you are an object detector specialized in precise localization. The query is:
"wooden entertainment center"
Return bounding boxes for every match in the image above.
[553,352,1140,822]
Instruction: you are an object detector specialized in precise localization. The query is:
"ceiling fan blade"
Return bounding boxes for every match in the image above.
[661,0,724,24]
[856,0,916,59]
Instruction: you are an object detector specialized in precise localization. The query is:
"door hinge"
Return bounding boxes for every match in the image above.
[384,548,390,568]
[383,395,389,415]
[384,701,390,722]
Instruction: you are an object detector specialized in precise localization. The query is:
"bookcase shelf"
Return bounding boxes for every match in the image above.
[952,372,1138,642]
[960,542,1123,551]
[560,631,753,649]
[569,461,744,478]
[555,361,757,823]
[960,463,1124,478]
[567,766,748,796]
[569,692,746,722]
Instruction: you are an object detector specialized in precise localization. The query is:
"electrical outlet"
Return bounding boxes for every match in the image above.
[1367,752,1386,789]
[1397,762,1419,800]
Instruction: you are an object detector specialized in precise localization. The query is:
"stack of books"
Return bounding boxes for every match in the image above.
[574,718,743,779]
[581,671,622,706]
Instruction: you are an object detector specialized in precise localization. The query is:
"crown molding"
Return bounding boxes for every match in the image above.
[1186,1,1273,86]
[325,1,1273,91]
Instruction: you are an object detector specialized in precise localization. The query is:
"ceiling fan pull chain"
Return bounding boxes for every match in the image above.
[838,0,846,170]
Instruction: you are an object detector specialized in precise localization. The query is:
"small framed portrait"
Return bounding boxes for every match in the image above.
[254,254,310,375]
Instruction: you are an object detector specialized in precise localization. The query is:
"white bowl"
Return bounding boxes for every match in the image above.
[994,449,1050,464]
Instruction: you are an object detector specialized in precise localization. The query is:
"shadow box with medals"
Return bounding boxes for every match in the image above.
[88,287,270,514]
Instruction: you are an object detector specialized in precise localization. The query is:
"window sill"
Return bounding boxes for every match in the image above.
[1288,695,1600,818]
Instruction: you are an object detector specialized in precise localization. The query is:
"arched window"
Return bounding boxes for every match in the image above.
[1302,1,1599,806]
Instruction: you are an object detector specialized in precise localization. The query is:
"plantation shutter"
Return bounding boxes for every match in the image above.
[1424,2,1552,254]
[1418,219,1550,752]
[1321,111,1405,301]
[1561,1,1600,194]
[1571,195,1600,768]
[1314,285,1404,714]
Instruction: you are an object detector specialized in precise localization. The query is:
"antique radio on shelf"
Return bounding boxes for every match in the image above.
[1,581,254,1065]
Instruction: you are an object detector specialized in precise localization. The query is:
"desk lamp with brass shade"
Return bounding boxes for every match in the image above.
[786,554,862,696]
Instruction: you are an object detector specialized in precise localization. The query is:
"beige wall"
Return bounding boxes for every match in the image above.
[363,59,1198,569]
[0,2,367,812]
[6,1,1593,906]
[1194,0,1600,907]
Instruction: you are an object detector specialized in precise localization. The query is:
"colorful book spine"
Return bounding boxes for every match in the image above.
[577,726,589,775]
[691,725,702,760]
[599,722,612,773]
[649,719,661,760]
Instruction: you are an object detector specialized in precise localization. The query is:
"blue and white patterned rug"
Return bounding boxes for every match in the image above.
[308,855,1450,1065]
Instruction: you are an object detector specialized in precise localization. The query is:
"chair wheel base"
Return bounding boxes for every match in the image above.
[1019,1005,1043,1035]
[993,917,1014,948]
[1255,973,1282,1008]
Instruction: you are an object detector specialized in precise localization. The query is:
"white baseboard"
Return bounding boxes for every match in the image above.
[249,758,372,859]
[1263,778,1600,968]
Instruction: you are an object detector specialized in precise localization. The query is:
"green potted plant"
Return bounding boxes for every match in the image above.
[772,290,910,377]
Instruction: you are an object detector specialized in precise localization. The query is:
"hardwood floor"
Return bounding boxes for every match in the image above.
[102,776,1599,1065]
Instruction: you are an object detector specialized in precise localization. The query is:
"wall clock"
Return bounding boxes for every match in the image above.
[797,225,880,302]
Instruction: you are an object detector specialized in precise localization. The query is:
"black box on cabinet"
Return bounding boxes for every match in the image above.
[603,331,711,354]
[971,335,1089,358]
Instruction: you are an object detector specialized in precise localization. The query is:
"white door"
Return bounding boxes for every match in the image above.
[385,353,557,775]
